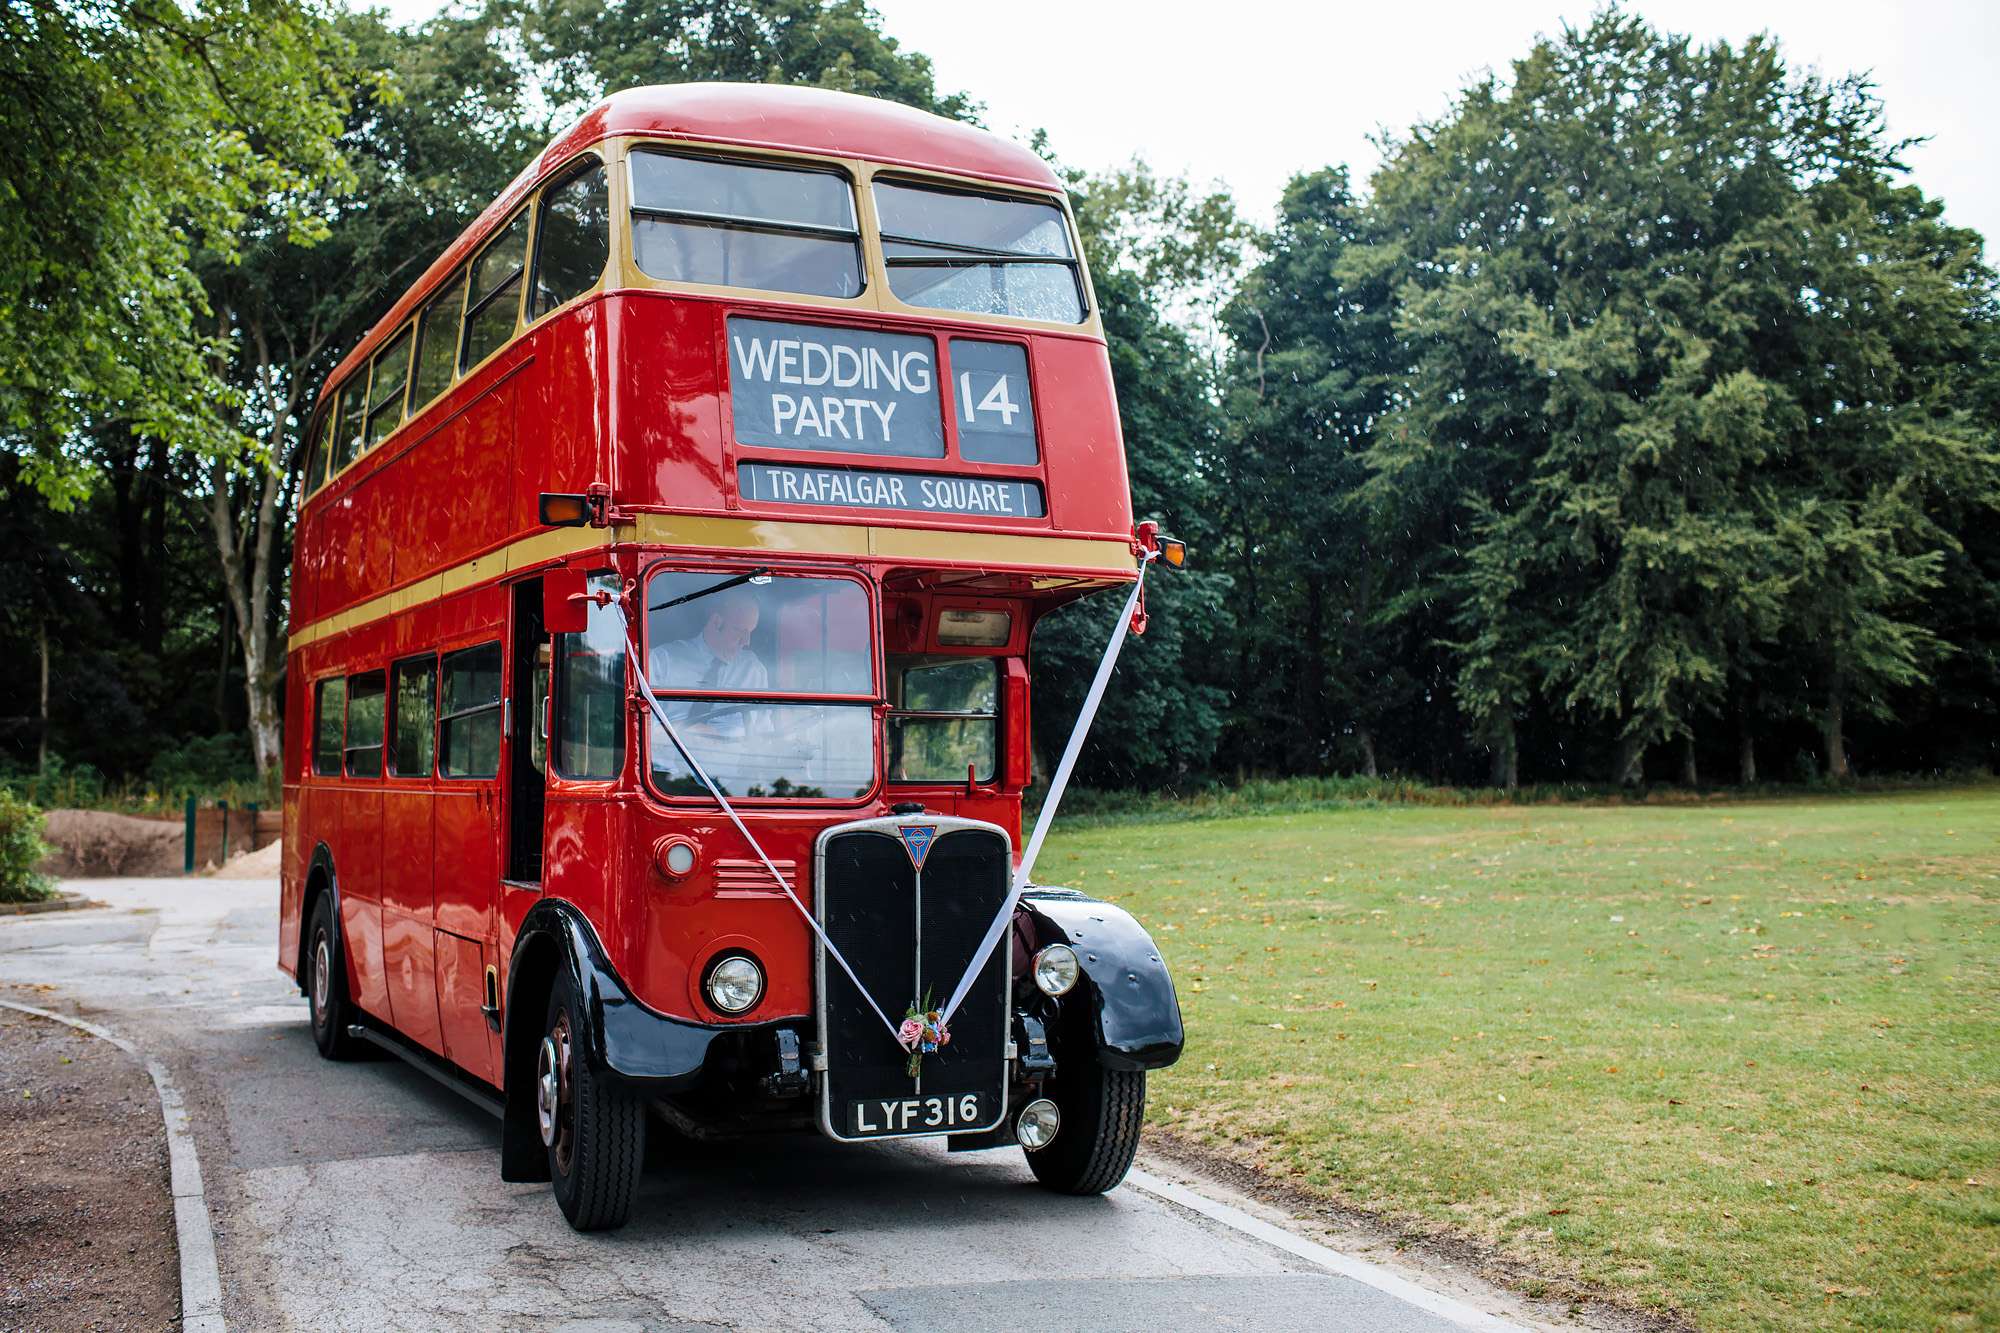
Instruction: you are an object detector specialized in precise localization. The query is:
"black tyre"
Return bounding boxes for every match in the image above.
[539,970,645,1231]
[1026,1064,1146,1195]
[305,893,360,1060]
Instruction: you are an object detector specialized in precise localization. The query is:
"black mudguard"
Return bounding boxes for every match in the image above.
[1018,888,1184,1071]
[499,898,729,1180]
[507,898,728,1086]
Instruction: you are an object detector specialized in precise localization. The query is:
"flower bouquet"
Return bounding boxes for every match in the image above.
[899,988,951,1077]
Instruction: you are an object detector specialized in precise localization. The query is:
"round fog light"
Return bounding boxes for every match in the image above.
[704,954,763,1014]
[1016,1097,1061,1151]
[1032,943,1079,997]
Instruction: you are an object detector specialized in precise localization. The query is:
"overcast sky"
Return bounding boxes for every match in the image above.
[380,1,1996,245]
[866,0,1996,243]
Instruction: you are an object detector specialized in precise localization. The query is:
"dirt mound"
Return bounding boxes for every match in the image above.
[37,809,183,879]
[212,836,283,879]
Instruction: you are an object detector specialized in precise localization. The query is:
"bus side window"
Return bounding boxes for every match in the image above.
[332,375,367,474]
[439,642,503,779]
[461,212,529,373]
[306,410,332,496]
[533,160,609,320]
[344,671,386,778]
[365,324,413,445]
[410,270,467,412]
[390,653,437,776]
[313,677,346,776]
[555,573,625,779]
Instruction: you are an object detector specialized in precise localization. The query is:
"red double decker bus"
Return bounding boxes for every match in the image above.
[281,83,1183,1230]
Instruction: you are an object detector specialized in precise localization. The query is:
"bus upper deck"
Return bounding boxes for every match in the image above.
[291,83,1138,652]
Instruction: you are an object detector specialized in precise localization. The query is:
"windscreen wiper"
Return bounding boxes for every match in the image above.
[648,567,770,615]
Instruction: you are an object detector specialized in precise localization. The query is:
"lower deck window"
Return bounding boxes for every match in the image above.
[344,671,386,777]
[440,642,502,779]
[312,678,346,777]
[887,657,997,783]
[556,574,625,780]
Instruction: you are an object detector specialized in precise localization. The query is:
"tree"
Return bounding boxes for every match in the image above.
[198,5,540,776]
[517,0,976,120]
[1220,167,1411,777]
[1352,9,1997,784]
[1024,165,1242,787]
[0,0,354,502]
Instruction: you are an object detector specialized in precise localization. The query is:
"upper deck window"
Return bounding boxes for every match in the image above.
[875,181,1085,324]
[365,326,412,445]
[461,211,528,372]
[629,151,862,299]
[533,160,610,319]
[410,270,466,413]
[332,375,367,473]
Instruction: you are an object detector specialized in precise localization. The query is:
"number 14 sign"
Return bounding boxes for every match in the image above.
[949,338,1038,466]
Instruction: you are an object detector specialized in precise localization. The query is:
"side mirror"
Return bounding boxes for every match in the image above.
[543,567,590,636]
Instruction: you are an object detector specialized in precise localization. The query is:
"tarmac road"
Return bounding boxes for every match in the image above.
[1,880,1526,1332]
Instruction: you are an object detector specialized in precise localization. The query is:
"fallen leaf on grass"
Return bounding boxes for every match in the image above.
[1548,1207,1571,1216]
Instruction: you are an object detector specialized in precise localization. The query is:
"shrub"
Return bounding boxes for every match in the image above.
[0,790,55,904]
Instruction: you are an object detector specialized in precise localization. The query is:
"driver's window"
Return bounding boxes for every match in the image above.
[643,570,875,800]
[887,656,998,783]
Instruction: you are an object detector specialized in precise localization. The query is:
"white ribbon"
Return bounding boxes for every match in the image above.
[617,550,1154,1053]
[936,552,1154,1025]
[620,609,908,1050]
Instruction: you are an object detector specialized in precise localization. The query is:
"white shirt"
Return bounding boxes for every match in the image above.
[648,635,770,744]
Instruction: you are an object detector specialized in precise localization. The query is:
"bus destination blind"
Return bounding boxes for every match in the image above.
[738,462,1047,519]
[728,316,946,458]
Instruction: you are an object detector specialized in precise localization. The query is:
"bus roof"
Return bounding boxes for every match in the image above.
[320,84,1062,400]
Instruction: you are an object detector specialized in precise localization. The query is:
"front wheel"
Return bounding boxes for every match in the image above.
[1026,1064,1146,1195]
[305,894,360,1061]
[541,971,646,1231]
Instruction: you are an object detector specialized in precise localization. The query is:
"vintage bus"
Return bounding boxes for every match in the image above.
[281,83,1183,1231]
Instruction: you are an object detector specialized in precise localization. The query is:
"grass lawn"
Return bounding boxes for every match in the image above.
[1045,785,2000,1329]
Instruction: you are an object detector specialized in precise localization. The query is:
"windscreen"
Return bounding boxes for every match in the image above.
[874,181,1084,323]
[645,570,874,799]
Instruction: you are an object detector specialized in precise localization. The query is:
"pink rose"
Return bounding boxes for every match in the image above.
[898,1017,923,1047]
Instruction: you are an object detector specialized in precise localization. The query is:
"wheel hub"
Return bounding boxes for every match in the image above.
[535,1036,562,1146]
[538,1011,576,1171]
[311,935,330,1021]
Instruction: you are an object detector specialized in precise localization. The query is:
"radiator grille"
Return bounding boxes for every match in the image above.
[815,819,1010,1139]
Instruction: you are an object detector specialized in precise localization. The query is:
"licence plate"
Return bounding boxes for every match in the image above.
[846,1092,986,1138]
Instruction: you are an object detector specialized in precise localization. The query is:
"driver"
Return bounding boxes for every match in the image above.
[649,589,770,743]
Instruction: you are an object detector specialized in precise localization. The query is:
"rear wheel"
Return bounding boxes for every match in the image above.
[1026,1064,1146,1195]
[305,893,360,1060]
[541,970,645,1231]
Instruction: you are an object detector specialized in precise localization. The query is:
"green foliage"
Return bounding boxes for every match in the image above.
[1229,8,2000,785]
[0,789,54,903]
[0,0,358,497]
[517,0,975,120]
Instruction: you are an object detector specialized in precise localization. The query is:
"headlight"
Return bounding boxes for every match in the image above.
[1016,1097,1060,1150]
[1032,943,1079,997]
[704,954,764,1014]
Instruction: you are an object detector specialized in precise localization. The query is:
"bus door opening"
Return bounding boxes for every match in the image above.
[507,578,548,883]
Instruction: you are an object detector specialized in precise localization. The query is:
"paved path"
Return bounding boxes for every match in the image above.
[1,880,1527,1332]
